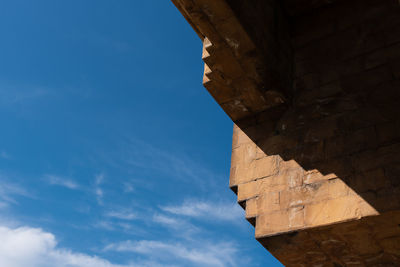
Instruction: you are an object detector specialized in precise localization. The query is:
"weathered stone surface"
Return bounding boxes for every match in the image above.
[172,0,290,121]
[258,211,400,266]
[173,0,400,265]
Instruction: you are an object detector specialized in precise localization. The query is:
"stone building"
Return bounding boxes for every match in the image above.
[172,0,400,266]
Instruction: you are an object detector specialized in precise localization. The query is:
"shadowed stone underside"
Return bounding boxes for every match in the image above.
[172,0,400,265]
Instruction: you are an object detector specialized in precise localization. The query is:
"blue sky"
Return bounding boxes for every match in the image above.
[0,1,282,266]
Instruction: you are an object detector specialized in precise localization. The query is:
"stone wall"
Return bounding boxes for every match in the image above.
[172,0,400,265]
[230,0,400,265]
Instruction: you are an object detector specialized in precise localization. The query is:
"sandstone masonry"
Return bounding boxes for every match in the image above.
[172,0,400,265]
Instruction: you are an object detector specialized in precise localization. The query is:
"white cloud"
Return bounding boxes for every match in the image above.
[96,188,103,199]
[104,210,136,221]
[152,214,199,237]
[105,239,239,267]
[0,225,133,267]
[95,173,104,185]
[123,183,134,193]
[93,221,119,231]
[161,200,243,223]
[94,220,117,231]
[95,173,105,205]
[93,220,148,238]
[46,175,79,190]
[153,214,179,226]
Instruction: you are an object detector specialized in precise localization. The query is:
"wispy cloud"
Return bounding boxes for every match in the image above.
[45,175,79,190]
[0,86,49,105]
[98,137,223,190]
[153,214,180,226]
[152,213,199,237]
[0,78,94,104]
[123,183,134,193]
[105,239,239,267]
[104,210,136,221]
[0,178,31,208]
[67,32,134,54]
[95,173,105,205]
[0,151,10,159]
[161,200,243,223]
[93,220,118,231]
[93,220,148,238]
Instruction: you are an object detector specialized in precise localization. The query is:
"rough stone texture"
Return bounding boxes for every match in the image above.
[172,0,290,121]
[172,0,400,265]
[259,211,400,266]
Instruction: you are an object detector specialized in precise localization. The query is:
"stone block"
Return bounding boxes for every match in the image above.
[235,128,253,146]
[282,167,304,188]
[237,173,290,202]
[348,168,387,193]
[256,191,281,214]
[303,170,337,184]
[230,160,256,186]
[344,126,377,155]
[341,65,393,93]
[255,206,305,238]
[244,198,257,220]
[304,117,340,143]
[237,179,261,202]
[257,135,297,157]
[304,195,378,227]
[295,140,325,166]
[380,237,400,257]
[279,159,302,171]
[296,82,342,108]
[253,156,279,180]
